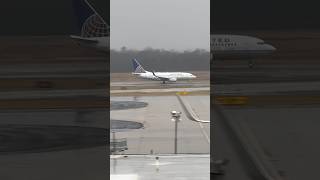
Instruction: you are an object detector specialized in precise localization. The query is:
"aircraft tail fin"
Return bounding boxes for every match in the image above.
[72,0,109,37]
[132,58,146,73]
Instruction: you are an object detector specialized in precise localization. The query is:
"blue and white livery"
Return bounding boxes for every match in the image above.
[132,58,196,84]
[71,0,109,52]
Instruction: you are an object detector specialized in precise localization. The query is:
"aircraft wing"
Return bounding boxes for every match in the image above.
[70,35,99,44]
[152,71,170,81]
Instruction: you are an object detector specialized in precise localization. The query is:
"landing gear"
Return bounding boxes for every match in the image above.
[162,81,166,84]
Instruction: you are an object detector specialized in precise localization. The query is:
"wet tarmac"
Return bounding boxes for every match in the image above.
[0,124,106,154]
[212,59,320,84]
[213,81,320,96]
[110,100,147,132]
[110,96,210,154]
[111,80,209,90]
[110,154,210,180]
[0,36,109,179]
[0,108,108,180]
[111,120,144,131]
[213,56,320,179]
[110,94,210,179]
[221,106,320,180]
[110,101,148,110]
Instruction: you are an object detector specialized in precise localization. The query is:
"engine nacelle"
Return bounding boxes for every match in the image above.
[169,78,177,82]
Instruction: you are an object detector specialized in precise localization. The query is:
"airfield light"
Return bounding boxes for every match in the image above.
[170,111,181,154]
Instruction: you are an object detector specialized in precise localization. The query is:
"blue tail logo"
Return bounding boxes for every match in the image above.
[73,0,109,37]
[132,58,146,73]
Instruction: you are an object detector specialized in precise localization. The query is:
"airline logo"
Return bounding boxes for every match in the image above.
[132,59,146,73]
[81,14,109,38]
[73,0,109,38]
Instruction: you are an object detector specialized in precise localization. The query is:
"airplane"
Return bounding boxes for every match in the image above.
[132,58,197,84]
[211,34,276,68]
[211,34,276,56]
[71,0,109,52]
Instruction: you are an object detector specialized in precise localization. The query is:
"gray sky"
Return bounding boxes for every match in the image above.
[111,0,210,51]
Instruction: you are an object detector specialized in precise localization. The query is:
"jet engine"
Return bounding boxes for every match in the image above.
[169,78,177,82]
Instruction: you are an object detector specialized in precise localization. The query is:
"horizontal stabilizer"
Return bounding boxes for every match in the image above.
[70,35,98,44]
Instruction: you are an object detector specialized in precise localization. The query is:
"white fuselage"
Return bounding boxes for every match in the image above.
[211,34,276,56]
[134,71,196,82]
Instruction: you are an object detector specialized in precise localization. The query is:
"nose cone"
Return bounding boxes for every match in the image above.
[191,74,197,78]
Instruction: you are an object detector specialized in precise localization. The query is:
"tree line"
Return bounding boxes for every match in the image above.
[110,48,210,72]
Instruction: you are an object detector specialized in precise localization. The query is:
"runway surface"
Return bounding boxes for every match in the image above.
[212,31,320,179]
[110,72,210,91]
[0,108,108,180]
[216,105,320,180]
[0,36,109,179]
[111,120,144,131]
[110,154,210,180]
[212,65,320,84]
[213,80,320,180]
[111,80,209,89]
[212,46,320,179]
[213,81,320,96]
[0,56,107,78]
[110,96,210,154]
[0,124,106,154]
[111,77,210,96]
[111,87,209,96]
[110,101,148,110]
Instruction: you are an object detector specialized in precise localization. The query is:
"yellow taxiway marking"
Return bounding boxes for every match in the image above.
[214,96,248,105]
[214,95,320,106]
[176,91,190,95]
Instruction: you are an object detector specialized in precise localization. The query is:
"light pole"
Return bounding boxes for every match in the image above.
[171,110,182,154]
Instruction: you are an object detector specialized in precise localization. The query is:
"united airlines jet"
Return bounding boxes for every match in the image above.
[211,34,276,68]
[71,0,109,52]
[211,34,276,56]
[132,59,196,84]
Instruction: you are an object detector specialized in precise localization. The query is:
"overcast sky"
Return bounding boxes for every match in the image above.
[111,0,210,51]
